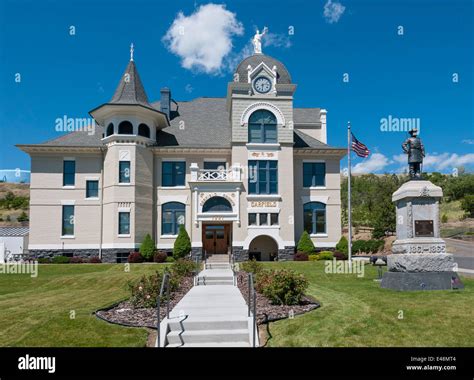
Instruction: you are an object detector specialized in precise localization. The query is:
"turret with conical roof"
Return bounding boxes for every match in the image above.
[89,44,169,142]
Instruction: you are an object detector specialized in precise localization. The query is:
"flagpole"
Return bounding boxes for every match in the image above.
[347,121,352,269]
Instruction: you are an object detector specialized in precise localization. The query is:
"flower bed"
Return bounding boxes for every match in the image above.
[236,271,319,325]
[95,276,193,329]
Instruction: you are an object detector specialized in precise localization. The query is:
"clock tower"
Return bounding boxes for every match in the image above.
[227,51,297,261]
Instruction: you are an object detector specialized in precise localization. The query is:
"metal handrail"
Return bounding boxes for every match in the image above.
[248,272,257,347]
[156,271,170,348]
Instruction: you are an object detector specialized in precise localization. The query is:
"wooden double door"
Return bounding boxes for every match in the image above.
[203,224,230,255]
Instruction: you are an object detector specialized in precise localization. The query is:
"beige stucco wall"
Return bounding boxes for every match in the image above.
[293,156,342,248]
[28,153,103,248]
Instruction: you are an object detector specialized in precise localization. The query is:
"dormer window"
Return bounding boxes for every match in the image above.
[106,123,114,137]
[138,123,150,138]
[118,121,133,135]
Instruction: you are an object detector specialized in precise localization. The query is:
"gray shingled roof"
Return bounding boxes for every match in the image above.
[235,54,291,84]
[0,227,29,237]
[29,98,334,150]
[152,98,231,148]
[294,108,321,124]
[110,61,151,106]
[37,126,104,147]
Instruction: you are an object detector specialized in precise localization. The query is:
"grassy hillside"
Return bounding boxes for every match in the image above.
[0,183,30,226]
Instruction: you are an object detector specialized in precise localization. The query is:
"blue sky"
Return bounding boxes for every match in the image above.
[0,0,472,174]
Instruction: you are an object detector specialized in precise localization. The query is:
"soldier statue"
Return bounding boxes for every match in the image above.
[402,128,425,179]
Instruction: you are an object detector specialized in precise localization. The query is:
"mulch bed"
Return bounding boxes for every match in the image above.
[95,276,193,329]
[236,271,320,325]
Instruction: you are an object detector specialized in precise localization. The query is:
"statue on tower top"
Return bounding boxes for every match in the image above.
[252,27,268,54]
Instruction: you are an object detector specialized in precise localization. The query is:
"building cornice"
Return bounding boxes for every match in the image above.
[294,148,347,158]
[151,147,231,155]
[16,145,103,154]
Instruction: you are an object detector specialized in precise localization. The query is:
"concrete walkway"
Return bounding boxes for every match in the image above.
[159,255,257,347]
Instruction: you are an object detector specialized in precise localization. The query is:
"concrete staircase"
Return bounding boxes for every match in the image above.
[159,255,258,347]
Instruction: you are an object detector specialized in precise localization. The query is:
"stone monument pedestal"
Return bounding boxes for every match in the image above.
[381,180,463,291]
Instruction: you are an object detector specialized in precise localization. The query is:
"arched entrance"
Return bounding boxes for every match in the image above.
[248,235,278,261]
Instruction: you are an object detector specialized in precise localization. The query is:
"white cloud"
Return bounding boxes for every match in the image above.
[352,153,393,174]
[184,84,194,93]
[162,4,244,75]
[422,153,474,171]
[462,139,474,145]
[323,0,346,24]
[263,32,292,49]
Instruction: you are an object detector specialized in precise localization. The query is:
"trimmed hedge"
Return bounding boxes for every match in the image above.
[352,239,385,254]
[52,256,70,264]
[335,236,348,255]
[294,252,309,261]
[128,252,144,263]
[153,251,168,263]
[317,251,334,260]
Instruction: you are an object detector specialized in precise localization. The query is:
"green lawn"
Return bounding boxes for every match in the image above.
[263,262,474,347]
[1,262,473,347]
[0,264,161,347]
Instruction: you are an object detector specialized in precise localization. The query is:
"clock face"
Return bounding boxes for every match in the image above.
[254,77,272,93]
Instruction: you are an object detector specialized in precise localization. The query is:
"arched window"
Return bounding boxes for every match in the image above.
[303,202,326,234]
[118,121,133,135]
[202,197,232,213]
[138,123,150,138]
[162,202,185,235]
[106,123,114,137]
[248,110,277,143]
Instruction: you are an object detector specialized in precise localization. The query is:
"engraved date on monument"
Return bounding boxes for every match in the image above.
[414,220,434,237]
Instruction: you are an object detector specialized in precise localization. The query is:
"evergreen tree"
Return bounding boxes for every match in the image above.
[173,225,191,259]
[297,231,315,254]
[139,234,155,261]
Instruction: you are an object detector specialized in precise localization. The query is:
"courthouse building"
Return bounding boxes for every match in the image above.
[18,45,346,262]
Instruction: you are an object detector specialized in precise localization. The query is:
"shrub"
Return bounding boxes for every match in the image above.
[240,259,263,274]
[128,252,144,263]
[257,269,308,305]
[335,236,348,255]
[173,225,191,259]
[171,258,197,277]
[294,252,309,261]
[296,231,315,254]
[89,256,102,263]
[153,251,168,263]
[17,211,29,222]
[333,251,347,260]
[38,258,51,264]
[352,240,365,254]
[165,256,175,263]
[70,257,84,264]
[308,254,319,261]
[317,251,334,260]
[139,234,155,261]
[52,256,70,264]
[441,214,448,223]
[128,271,163,308]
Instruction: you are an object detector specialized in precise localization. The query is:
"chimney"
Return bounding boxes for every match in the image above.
[160,87,171,118]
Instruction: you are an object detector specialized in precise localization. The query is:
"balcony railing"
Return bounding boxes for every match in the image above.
[190,163,241,182]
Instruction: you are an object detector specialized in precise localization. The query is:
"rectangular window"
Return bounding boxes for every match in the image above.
[270,213,279,226]
[119,161,131,183]
[86,180,99,198]
[248,160,278,194]
[118,212,130,235]
[259,213,268,225]
[249,213,257,226]
[203,161,226,170]
[162,161,185,187]
[62,205,74,236]
[63,160,75,186]
[162,203,185,235]
[303,162,326,187]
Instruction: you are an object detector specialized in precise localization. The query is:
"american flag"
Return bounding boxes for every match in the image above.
[351,133,370,158]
